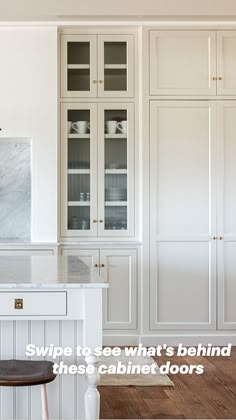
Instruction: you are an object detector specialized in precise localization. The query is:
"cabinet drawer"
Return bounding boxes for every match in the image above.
[0,292,67,316]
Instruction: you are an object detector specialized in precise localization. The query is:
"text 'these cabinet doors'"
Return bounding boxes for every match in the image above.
[61,34,134,98]
[150,101,217,330]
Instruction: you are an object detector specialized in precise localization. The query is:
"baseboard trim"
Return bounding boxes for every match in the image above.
[140,334,236,346]
[102,333,236,346]
[103,334,140,346]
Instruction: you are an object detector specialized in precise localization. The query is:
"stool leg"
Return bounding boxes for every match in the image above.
[41,384,49,420]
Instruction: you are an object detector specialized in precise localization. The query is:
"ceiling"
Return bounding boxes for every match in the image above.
[0,0,236,21]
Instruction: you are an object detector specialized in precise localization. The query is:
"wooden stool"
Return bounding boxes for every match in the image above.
[0,360,57,420]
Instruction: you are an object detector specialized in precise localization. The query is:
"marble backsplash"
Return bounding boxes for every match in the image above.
[0,140,31,239]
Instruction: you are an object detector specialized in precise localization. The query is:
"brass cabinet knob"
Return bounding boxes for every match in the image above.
[98,80,103,84]
[92,80,97,84]
[15,299,23,309]
[213,236,217,240]
[212,76,217,81]
[99,219,104,223]
[218,77,223,81]
[101,264,105,268]
[93,219,98,223]
[95,264,99,267]
[219,236,223,240]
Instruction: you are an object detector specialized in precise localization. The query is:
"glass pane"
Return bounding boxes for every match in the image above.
[104,42,127,65]
[67,109,91,231]
[68,42,90,65]
[104,42,127,92]
[104,109,128,232]
[67,42,90,91]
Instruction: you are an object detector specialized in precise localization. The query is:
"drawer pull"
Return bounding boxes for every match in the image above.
[15,298,23,310]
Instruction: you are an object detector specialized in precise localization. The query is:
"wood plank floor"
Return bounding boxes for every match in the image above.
[99,346,236,419]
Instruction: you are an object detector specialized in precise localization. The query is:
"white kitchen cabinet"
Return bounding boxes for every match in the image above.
[149,101,217,330]
[61,34,134,98]
[217,102,236,329]
[217,32,236,95]
[61,102,135,238]
[150,31,217,95]
[60,248,137,330]
[0,250,55,256]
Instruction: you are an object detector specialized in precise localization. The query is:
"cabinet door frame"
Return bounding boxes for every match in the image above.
[149,101,217,330]
[149,31,217,96]
[97,102,135,237]
[217,101,236,329]
[101,249,137,330]
[60,102,98,237]
[61,34,97,98]
[217,31,236,96]
[97,34,134,98]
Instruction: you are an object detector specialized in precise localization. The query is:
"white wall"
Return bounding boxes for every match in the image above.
[0,27,58,242]
[0,0,236,20]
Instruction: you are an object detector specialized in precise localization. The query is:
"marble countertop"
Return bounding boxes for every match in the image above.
[0,256,108,289]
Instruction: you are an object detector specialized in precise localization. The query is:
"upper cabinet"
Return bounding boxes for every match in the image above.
[150,30,236,96]
[61,34,134,98]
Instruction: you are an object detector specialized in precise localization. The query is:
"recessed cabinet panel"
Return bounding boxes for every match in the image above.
[150,242,214,328]
[150,102,216,238]
[217,32,236,95]
[217,102,236,329]
[150,101,217,331]
[150,31,216,95]
[101,249,137,330]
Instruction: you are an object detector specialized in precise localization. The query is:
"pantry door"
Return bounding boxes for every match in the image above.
[150,101,217,330]
[217,102,236,329]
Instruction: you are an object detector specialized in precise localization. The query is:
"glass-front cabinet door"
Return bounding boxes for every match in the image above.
[61,35,97,98]
[98,35,134,97]
[98,103,135,236]
[61,103,97,237]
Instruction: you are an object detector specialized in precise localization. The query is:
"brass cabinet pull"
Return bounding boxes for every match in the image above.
[101,264,105,268]
[93,219,98,223]
[219,236,223,240]
[212,76,217,81]
[218,77,223,81]
[213,236,217,240]
[92,80,97,84]
[15,299,23,310]
[98,80,103,84]
[95,264,99,267]
[99,219,104,223]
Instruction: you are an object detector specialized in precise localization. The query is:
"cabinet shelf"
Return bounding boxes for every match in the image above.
[104,134,127,139]
[105,201,127,206]
[68,201,90,206]
[105,169,127,174]
[67,64,90,69]
[68,169,90,174]
[104,64,127,69]
[68,134,90,139]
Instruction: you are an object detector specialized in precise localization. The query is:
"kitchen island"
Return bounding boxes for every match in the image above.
[0,255,108,420]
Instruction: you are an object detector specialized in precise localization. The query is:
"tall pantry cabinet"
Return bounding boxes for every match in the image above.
[60,30,138,339]
[148,30,236,336]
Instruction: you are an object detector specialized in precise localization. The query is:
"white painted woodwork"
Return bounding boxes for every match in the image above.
[97,34,134,97]
[150,31,216,95]
[61,248,100,272]
[217,102,236,329]
[97,103,135,237]
[0,292,67,316]
[100,249,137,330]
[0,287,104,419]
[61,35,97,98]
[0,27,58,243]
[217,32,236,95]
[0,250,54,256]
[150,101,217,330]
[61,103,98,237]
